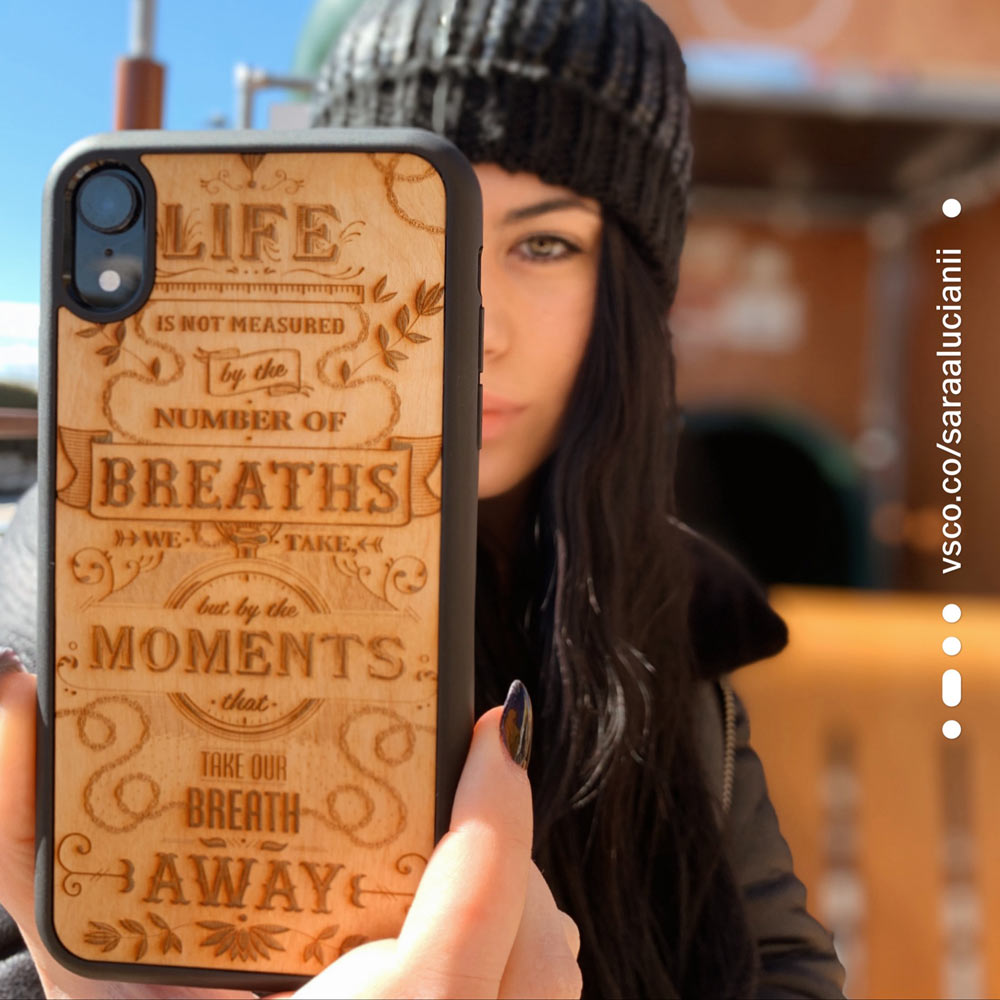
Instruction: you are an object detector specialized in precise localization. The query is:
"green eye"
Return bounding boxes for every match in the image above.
[517,235,579,260]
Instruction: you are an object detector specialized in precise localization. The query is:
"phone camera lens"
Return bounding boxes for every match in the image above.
[78,172,139,234]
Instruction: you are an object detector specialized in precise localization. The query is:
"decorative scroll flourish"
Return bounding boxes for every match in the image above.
[70,547,164,607]
[56,833,134,897]
[368,154,445,234]
[314,304,399,445]
[56,696,183,833]
[198,837,287,852]
[349,854,428,912]
[199,154,304,195]
[303,707,420,848]
[72,309,182,428]
[332,553,427,611]
[213,521,282,559]
[76,309,184,444]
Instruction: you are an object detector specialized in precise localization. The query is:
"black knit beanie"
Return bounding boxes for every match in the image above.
[312,0,692,300]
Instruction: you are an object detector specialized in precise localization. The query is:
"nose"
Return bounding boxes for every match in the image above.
[479,245,511,364]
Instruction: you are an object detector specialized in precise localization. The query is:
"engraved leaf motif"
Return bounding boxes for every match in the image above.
[165,932,183,954]
[387,350,407,363]
[415,280,427,312]
[421,283,444,315]
[383,353,399,372]
[407,332,431,343]
[119,919,144,935]
[148,912,168,930]
[113,322,126,345]
[395,305,411,335]
[198,920,231,932]
[149,357,161,378]
[373,274,396,303]
[135,936,148,960]
[77,325,103,339]
[84,921,121,952]
[197,921,287,962]
[250,925,288,952]
[339,934,369,957]
[317,924,340,941]
[340,360,351,384]
[376,324,390,349]
[428,283,444,306]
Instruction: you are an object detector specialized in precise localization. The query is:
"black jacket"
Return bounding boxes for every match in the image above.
[685,527,846,999]
[0,490,845,998]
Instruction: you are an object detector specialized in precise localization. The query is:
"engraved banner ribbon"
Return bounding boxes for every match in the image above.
[194,347,312,397]
[57,432,443,525]
[58,428,110,508]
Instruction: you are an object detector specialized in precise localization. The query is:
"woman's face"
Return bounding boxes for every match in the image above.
[474,164,602,499]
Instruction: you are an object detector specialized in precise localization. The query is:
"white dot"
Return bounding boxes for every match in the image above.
[943,636,962,656]
[98,269,122,292]
[942,603,962,623]
[943,719,962,739]
[942,198,962,218]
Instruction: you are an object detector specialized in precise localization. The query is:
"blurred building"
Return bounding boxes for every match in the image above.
[644,0,1000,597]
[644,4,1000,997]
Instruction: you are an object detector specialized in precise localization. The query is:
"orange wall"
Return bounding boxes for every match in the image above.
[654,0,1000,83]
[675,220,870,442]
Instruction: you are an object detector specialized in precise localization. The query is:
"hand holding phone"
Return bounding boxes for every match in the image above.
[2,666,581,999]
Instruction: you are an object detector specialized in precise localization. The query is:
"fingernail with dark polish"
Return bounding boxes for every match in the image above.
[500,679,532,770]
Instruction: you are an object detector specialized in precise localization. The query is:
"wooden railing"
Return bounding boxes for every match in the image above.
[735,586,996,999]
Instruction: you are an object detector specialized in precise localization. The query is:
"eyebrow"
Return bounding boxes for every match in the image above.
[501,197,600,223]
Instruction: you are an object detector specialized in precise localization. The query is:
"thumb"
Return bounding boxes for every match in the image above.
[397,682,533,993]
[0,663,38,934]
[302,681,534,1000]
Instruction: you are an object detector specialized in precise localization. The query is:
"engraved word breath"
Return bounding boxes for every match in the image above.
[58,435,443,526]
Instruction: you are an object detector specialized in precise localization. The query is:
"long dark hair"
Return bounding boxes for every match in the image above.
[474,215,757,998]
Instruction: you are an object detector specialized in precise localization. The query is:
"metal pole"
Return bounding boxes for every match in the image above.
[114,0,165,129]
[130,0,156,58]
[234,64,316,129]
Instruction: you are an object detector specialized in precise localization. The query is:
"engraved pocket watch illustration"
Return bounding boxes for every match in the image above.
[41,136,479,985]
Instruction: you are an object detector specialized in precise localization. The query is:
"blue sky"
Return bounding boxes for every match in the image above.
[0,0,318,382]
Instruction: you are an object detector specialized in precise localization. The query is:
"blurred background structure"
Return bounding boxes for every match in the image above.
[2,0,999,996]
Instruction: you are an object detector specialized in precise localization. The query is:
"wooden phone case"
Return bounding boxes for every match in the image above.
[37,131,481,989]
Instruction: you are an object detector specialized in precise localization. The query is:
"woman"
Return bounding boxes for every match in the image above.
[0,0,846,996]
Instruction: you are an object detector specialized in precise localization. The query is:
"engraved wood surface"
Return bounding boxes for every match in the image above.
[52,151,448,975]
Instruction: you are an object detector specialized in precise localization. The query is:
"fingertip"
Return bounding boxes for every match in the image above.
[0,667,36,718]
[561,911,581,959]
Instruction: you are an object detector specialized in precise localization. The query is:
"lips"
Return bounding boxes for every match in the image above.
[480,391,525,441]
[481,391,524,415]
